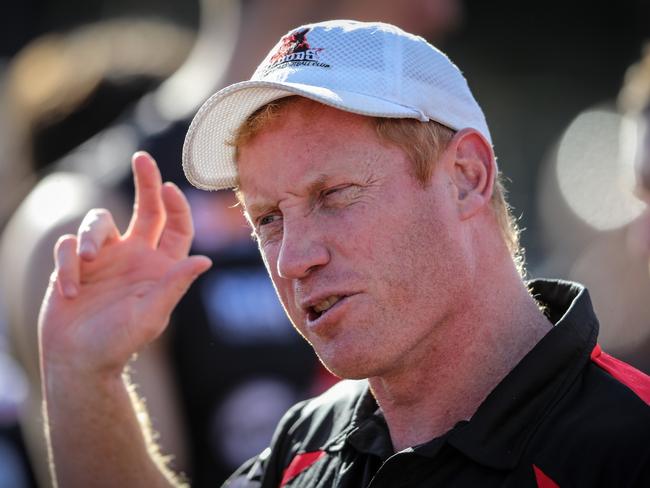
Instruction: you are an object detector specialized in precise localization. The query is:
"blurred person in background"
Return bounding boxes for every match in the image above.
[618,45,650,369]
[1,1,465,486]
[620,45,650,271]
[534,46,650,375]
[0,330,34,487]
[0,15,196,488]
[0,18,194,228]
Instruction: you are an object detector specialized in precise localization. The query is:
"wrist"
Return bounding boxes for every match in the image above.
[41,359,126,403]
[40,338,130,382]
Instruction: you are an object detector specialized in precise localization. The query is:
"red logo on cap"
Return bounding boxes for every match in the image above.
[262,28,330,75]
[271,28,321,63]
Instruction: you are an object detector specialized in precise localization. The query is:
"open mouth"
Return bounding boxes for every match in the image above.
[307,295,344,321]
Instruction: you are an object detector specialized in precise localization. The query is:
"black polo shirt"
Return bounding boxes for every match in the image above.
[223,280,650,487]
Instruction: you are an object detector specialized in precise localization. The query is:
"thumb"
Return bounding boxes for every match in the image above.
[139,255,212,329]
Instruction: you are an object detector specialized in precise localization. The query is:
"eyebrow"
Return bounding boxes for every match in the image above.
[245,201,277,221]
[306,173,330,195]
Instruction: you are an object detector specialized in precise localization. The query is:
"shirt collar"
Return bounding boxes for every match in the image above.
[321,384,390,456]
[321,381,378,453]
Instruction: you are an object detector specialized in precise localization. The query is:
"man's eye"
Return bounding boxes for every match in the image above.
[258,214,281,226]
[321,185,362,205]
[323,185,351,198]
[323,187,342,197]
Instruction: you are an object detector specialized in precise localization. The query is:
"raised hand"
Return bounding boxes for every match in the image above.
[39,152,212,376]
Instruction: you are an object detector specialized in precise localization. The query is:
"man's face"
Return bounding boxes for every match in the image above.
[237,100,471,379]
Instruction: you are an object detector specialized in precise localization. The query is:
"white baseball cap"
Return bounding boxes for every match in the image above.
[183,19,492,191]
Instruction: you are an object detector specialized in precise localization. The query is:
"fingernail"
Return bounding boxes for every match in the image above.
[133,151,150,163]
[80,241,96,259]
[63,283,78,298]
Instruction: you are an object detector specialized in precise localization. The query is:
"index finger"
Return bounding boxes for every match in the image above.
[124,151,165,246]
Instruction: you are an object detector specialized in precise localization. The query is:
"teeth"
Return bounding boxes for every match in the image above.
[313,295,341,314]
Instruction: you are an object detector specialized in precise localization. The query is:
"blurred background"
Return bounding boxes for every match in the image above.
[0,0,649,486]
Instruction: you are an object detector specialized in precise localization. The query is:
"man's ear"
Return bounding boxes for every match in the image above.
[445,128,496,220]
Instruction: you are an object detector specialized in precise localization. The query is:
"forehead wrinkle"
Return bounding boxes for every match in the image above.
[241,171,338,219]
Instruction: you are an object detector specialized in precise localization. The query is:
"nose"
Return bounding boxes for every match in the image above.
[276,215,330,279]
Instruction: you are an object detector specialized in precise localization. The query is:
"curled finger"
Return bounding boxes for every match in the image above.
[77,208,120,261]
[136,255,212,341]
[54,234,80,298]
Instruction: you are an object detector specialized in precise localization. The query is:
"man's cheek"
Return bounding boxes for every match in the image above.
[258,245,278,278]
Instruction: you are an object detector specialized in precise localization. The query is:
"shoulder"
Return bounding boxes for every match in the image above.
[550,348,650,440]
[222,380,367,488]
[531,352,650,485]
[566,348,650,434]
[565,354,650,443]
[588,345,650,407]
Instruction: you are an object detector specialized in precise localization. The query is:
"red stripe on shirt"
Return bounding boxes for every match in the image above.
[533,464,559,488]
[591,344,650,406]
[279,450,326,487]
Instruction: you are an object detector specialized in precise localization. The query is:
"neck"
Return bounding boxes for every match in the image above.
[368,263,552,452]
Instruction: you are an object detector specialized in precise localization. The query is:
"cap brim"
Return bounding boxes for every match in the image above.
[182,80,427,191]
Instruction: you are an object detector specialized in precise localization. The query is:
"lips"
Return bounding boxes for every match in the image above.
[303,294,347,322]
[313,295,342,313]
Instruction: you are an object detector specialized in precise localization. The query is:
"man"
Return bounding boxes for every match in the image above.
[39,20,650,487]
